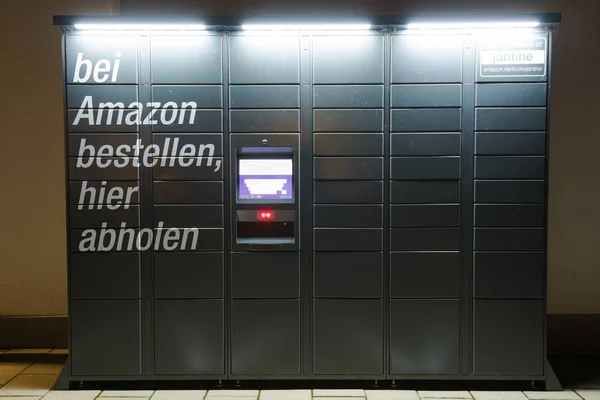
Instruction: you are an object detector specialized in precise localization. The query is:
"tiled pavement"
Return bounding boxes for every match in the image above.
[1,349,599,400]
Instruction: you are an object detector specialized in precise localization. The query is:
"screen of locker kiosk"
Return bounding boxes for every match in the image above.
[237,148,294,202]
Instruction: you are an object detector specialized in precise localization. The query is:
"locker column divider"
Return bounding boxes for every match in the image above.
[223,31,231,380]
[383,30,391,381]
[138,34,154,377]
[60,32,74,388]
[460,34,475,376]
[543,29,558,389]
[300,33,313,377]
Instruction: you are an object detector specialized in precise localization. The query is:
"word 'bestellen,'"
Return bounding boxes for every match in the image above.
[76,138,222,170]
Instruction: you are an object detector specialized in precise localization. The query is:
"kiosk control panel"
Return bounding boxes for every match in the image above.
[230,134,299,250]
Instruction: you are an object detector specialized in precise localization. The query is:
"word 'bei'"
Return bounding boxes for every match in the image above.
[73,52,121,83]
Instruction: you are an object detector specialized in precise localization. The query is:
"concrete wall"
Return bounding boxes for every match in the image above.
[0,0,598,316]
[0,0,119,316]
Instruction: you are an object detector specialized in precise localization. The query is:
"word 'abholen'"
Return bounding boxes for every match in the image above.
[78,222,201,252]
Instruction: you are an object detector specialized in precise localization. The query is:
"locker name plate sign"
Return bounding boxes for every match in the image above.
[479,36,547,78]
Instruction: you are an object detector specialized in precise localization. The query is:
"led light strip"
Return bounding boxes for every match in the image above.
[73,21,539,32]
[74,23,206,31]
[406,21,540,29]
[241,24,371,31]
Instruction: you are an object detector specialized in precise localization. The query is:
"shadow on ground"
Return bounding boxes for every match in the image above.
[2,352,599,390]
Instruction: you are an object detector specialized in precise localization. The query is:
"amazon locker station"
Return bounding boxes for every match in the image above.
[54,13,561,389]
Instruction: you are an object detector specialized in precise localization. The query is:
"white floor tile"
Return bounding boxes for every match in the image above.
[0,362,31,385]
[23,364,65,375]
[151,390,207,400]
[203,398,256,400]
[259,389,312,400]
[0,397,42,400]
[366,390,419,400]
[313,398,366,400]
[100,398,149,400]
[575,391,600,400]
[423,398,474,400]
[43,390,101,400]
[0,374,57,397]
[420,398,470,400]
[313,389,366,397]
[48,350,69,356]
[100,391,154,398]
[524,390,581,400]
[471,392,528,400]
[418,392,472,399]
[207,391,259,397]
[4,349,52,355]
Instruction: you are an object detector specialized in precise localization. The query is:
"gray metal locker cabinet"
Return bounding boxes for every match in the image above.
[54,13,560,388]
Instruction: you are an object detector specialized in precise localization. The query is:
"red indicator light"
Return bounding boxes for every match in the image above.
[258,211,274,220]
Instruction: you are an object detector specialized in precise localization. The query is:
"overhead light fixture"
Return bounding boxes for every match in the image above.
[406,21,540,30]
[74,23,206,31]
[241,24,371,31]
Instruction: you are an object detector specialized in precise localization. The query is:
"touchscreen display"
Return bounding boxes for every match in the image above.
[238,158,293,200]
